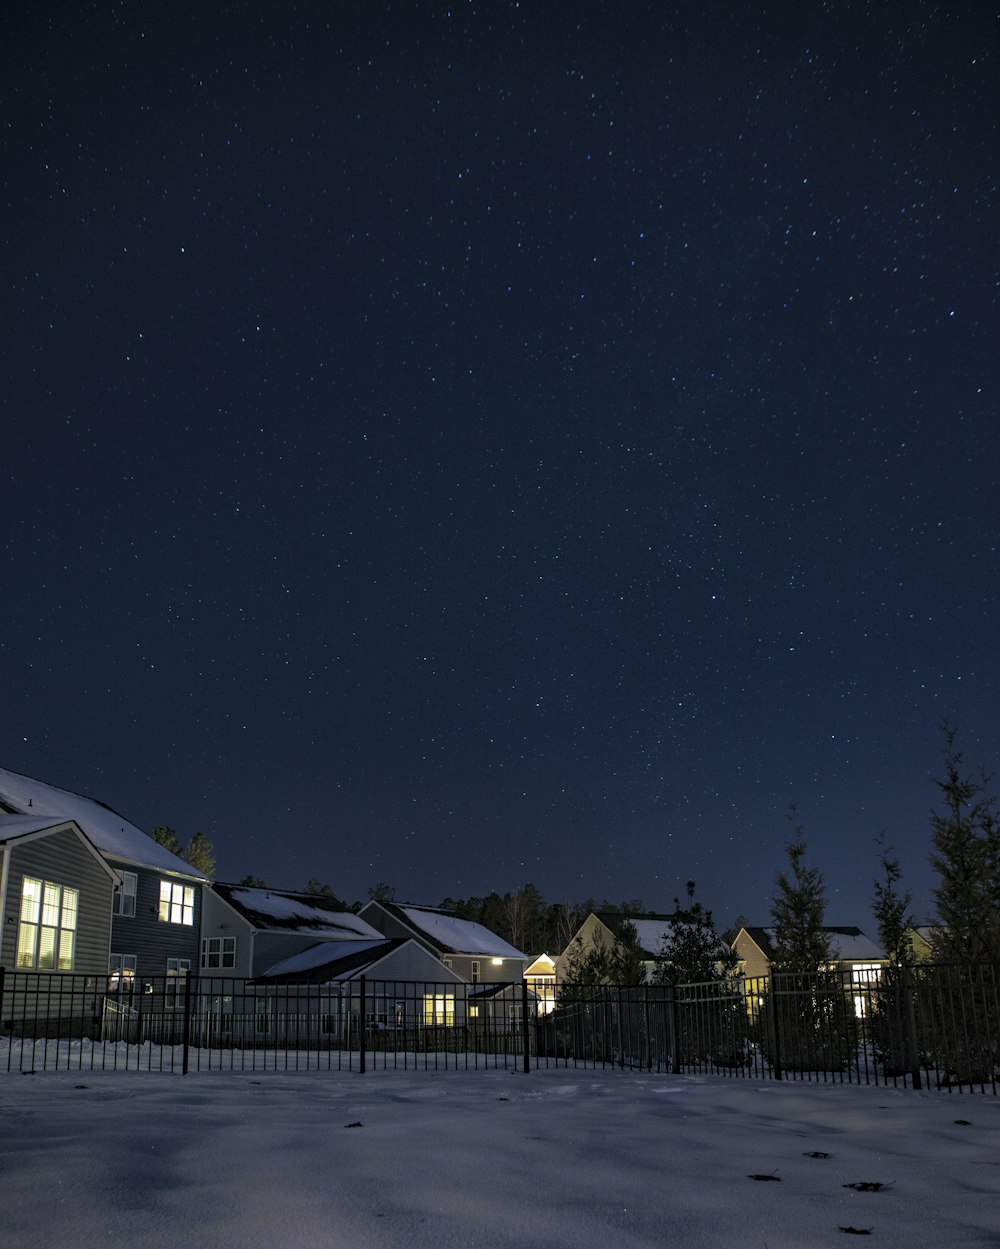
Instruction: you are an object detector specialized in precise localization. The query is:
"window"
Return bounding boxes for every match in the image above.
[108,953,137,993]
[16,877,78,970]
[112,871,137,917]
[442,957,453,969]
[422,993,455,1027]
[470,960,481,982]
[159,880,194,925]
[165,958,191,1009]
[469,1005,480,1019]
[200,936,236,970]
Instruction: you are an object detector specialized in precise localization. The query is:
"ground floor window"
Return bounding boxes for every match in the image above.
[16,877,78,970]
[423,993,455,1027]
[165,958,191,1009]
[108,953,137,993]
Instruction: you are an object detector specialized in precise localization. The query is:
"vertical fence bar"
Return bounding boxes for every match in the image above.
[182,972,194,1074]
[768,977,782,1080]
[358,976,366,1075]
[521,979,530,1074]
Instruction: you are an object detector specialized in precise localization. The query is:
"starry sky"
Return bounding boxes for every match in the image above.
[3,2,998,934]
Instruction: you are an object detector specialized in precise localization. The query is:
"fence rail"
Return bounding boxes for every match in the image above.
[2,963,997,1092]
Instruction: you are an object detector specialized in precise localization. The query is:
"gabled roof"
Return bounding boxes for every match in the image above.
[737,926,884,962]
[0,813,119,882]
[0,768,206,880]
[256,938,405,982]
[212,883,382,938]
[365,900,526,959]
[592,912,680,959]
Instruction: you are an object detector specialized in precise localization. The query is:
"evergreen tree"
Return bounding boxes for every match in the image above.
[368,881,396,902]
[238,874,268,888]
[928,727,999,964]
[185,831,216,876]
[872,834,913,967]
[653,881,738,985]
[609,920,647,985]
[150,825,183,855]
[769,813,832,973]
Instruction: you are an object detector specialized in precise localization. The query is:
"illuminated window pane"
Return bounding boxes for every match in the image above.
[20,877,42,923]
[41,883,61,927]
[38,927,57,969]
[61,888,78,930]
[16,922,37,967]
[58,929,75,970]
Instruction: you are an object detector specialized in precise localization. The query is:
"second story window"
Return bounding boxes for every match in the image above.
[201,936,236,969]
[471,959,481,982]
[159,880,194,926]
[113,871,137,917]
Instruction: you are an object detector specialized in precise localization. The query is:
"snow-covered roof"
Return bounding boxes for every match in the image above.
[745,926,885,963]
[395,904,526,958]
[213,884,383,938]
[627,919,677,958]
[0,767,207,879]
[258,939,395,980]
[0,812,78,841]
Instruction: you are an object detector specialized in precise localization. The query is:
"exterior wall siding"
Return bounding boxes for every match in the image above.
[2,828,114,977]
[107,860,202,983]
[198,889,252,977]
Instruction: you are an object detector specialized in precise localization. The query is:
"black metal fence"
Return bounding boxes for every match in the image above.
[2,963,998,1092]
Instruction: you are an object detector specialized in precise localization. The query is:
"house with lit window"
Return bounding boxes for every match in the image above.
[247,934,468,1047]
[731,925,887,981]
[200,883,385,978]
[0,767,208,998]
[358,900,528,984]
[554,912,682,984]
[0,813,118,979]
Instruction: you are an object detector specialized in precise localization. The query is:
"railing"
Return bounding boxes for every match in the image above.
[2,964,997,1092]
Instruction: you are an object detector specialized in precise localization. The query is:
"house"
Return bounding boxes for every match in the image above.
[0,813,118,980]
[555,912,680,984]
[732,926,886,980]
[906,925,935,962]
[200,883,385,979]
[0,767,209,994]
[524,952,557,1014]
[252,929,469,1044]
[358,900,527,983]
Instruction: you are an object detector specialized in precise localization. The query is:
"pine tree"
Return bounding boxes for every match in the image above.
[150,825,183,855]
[929,727,999,964]
[184,831,216,876]
[872,834,913,967]
[769,813,832,974]
[609,920,647,985]
[653,881,738,985]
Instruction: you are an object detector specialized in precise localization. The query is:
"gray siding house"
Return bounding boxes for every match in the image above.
[201,883,386,979]
[358,900,528,984]
[0,768,208,992]
[0,814,118,978]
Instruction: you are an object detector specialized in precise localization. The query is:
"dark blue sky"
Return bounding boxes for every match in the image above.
[3,2,997,932]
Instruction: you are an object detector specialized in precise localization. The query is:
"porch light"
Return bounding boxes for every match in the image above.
[491,958,503,966]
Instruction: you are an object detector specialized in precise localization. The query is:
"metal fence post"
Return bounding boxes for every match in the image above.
[521,978,530,1074]
[901,963,921,1091]
[182,972,195,1074]
[768,977,782,1081]
[358,976,366,1074]
[667,985,680,1075]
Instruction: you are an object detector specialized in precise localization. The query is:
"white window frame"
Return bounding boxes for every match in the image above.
[165,958,191,1010]
[112,871,138,918]
[422,993,456,1027]
[200,936,236,970]
[470,959,481,982]
[108,952,137,992]
[158,880,195,925]
[16,877,78,970]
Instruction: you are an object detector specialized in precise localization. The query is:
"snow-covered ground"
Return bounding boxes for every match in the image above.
[1,1066,998,1248]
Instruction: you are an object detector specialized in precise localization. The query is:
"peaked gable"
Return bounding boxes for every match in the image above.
[361,899,526,959]
[0,767,206,880]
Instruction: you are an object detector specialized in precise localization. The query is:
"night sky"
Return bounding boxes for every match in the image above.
[3,2,998,934]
